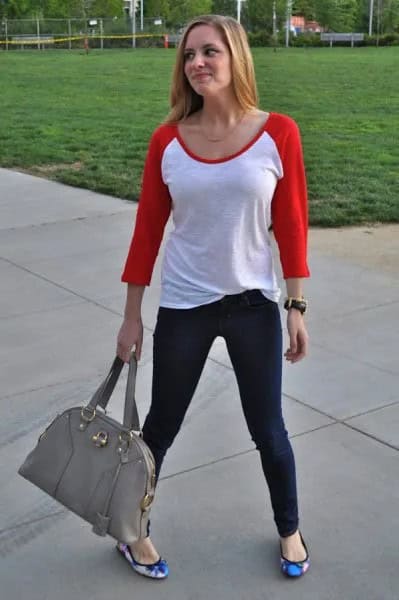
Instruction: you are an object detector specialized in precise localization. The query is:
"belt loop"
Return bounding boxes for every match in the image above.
[242,291,250,306]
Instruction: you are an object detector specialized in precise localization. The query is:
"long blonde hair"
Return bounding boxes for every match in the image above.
[165,14,259,124]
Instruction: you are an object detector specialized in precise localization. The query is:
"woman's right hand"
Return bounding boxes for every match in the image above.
[116,317,143,362]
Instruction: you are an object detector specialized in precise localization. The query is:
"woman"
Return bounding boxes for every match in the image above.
[116,14,310,580]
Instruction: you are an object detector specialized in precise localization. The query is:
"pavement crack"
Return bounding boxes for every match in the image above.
[341,421,398,452]
[338,298,399,318]
[0,509,68,557]
[0,509,66,538]
[0,208,132,232]
[0,257,157,328]
[1,257,124,317]
[282,391,338,422]
[343,399,399,421]
[159,422,337,483]
[310,340,399,377]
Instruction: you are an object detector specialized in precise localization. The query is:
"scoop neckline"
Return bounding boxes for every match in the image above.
[175,112,273,164]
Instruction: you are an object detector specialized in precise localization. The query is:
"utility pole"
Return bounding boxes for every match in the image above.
[376,0,382,45]
[285,0,292,48]
[237,0,247,25]
[273,0,277,49]
[131,0,136,48]
[369,0,374,35]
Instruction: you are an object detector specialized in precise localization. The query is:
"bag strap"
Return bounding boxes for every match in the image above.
[86,354,140,431]
[123,354,140,432]
[89,356,124,411]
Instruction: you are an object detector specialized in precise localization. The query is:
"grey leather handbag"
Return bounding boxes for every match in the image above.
[18,355,156,544]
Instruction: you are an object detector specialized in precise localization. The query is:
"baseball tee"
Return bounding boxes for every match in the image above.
[122,112,310,308]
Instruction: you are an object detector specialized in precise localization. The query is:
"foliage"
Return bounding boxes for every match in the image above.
[1,0,399,33]
[242,0,287,32]
[247,29,272,45]
[0,0,123,18]
[168,0,213,26]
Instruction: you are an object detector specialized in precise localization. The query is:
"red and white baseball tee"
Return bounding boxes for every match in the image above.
[122,112,310,308]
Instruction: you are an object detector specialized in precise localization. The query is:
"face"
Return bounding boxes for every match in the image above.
[183,24,232,97]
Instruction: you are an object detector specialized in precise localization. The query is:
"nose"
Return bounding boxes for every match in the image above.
[192,52,205,69]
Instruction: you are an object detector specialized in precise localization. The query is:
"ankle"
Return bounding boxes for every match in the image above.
[130,537,160,564]
[280,530,307,562]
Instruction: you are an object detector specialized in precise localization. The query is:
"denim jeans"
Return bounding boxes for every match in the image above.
[142,290,299,537]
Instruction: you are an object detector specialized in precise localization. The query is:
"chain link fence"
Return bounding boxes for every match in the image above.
[0,17,180,50]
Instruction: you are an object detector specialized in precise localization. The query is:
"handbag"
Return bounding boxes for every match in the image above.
[18,355,156,544]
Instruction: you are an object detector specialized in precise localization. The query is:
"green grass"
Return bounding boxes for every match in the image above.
[1,47,398,226]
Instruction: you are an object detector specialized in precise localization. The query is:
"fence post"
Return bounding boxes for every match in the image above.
[100,19,104,50]
[68,19,72,50]
[132,12,136,48]
[36,16,40,50]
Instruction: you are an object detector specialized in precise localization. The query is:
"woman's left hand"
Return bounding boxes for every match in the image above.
[285,310,309,363]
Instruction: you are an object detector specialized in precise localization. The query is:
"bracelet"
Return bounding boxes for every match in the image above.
[284,297,307,314]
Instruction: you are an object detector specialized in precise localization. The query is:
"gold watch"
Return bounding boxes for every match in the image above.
[284,297,307,314]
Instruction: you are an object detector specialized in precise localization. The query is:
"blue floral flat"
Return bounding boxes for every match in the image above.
[117,542,169,580]
[280,531,310,578]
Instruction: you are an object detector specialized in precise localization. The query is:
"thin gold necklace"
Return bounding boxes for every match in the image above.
[199,112,245,143]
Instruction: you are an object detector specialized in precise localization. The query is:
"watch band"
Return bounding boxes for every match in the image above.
[284,297,307,314]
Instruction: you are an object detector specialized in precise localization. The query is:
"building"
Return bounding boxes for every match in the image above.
[291,15,325,33]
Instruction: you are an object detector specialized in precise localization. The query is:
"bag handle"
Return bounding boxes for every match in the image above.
[86,354,140,431]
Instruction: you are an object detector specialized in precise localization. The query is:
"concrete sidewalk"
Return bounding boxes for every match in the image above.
[1,167,398,600]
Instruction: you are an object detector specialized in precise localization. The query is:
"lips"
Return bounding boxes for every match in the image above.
[193,73,212,81]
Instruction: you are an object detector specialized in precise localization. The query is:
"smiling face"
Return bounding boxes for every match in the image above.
[183,24,233,98]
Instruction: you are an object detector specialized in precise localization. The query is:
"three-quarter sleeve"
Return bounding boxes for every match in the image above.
[270,116,310,278]
[121,128,172,285]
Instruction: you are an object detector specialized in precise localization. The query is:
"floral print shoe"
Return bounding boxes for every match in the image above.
[116,542,169,580]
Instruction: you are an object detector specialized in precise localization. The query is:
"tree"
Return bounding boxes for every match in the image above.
[293,0,317,20]
[314,0,358,31]
[90,0,124,17]
[168,0,213,26]
[381,0,399,32]
[0,0,32,18]
[211,0,236,17]
[242,0,287,32]
[142,0,170,19]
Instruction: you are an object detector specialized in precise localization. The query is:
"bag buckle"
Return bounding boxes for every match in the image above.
[140,494,154,511]
[92,431,109,448]
[81,406,96,422]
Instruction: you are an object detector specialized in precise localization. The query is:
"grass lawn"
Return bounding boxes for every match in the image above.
[0,47,398,226]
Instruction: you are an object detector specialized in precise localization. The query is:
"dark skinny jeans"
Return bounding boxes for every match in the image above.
[142,290,299,537]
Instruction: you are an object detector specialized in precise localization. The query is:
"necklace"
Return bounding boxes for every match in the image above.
[199,112,245,143]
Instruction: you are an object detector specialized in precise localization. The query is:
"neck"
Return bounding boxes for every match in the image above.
[200,93,244,126]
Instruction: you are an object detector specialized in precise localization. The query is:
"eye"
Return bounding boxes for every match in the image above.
[205,48,217,56]
[184,51,195,61]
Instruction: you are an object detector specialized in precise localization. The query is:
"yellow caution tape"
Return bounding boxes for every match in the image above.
[0,33,167,46]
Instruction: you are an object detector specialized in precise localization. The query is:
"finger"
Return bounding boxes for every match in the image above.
[135,331,144,361]
[291,340,307,363]
[135,342,142,361]
[117,343,131,363]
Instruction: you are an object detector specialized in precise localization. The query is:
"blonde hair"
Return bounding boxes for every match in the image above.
[165,14,258,124]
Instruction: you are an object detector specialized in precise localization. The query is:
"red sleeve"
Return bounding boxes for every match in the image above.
[269,114,310,278]
[121,126,173,285]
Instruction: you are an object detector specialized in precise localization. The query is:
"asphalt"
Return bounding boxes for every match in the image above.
[1,167,398,600]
